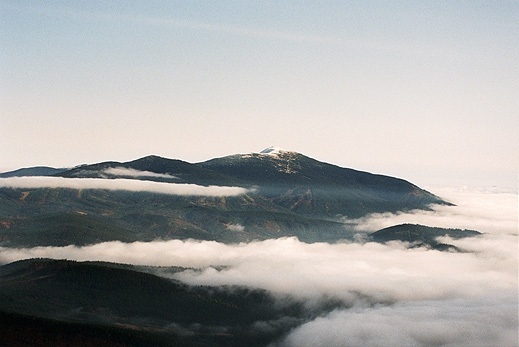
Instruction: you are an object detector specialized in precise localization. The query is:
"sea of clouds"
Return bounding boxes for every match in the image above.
[0,186,517,346]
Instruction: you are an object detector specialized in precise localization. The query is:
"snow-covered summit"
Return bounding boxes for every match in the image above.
[257,147,301,173]
[259,147,291,156]
[234,147,300,162]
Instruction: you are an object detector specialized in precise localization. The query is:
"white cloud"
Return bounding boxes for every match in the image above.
[0,235,515,305]
[226,224,245,232]
[0,176,250,196]
[345,187,518,235]
[281,295,518,347]
[102,167,178,179]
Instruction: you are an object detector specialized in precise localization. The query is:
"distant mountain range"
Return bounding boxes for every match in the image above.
[0,166,68,178]
[0,148,453,245]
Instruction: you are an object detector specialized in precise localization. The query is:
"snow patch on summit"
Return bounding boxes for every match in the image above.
[238,147,289,159]
[259,147,291,156]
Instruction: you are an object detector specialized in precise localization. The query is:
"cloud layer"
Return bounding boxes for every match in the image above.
[1,235,515,297]
[282,295,518,347]
[346,187,518,235]
[0,187,516,345]
[1,235,516,346]
[0,176,250,196]
[102,167,178,179]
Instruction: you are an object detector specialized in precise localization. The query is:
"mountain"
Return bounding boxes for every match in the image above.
[370,223,481,251]
[0,258,315,346]
[0,166,68,178]
[200,148,448,218]
[0,148,452,245]
[60,155,244,186]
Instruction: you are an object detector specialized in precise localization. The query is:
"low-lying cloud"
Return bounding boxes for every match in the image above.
[1,234,516,345]
[226,223,245,232]
[1,235,515,301]
[0,176,250,196]
[0,187,516,345]
[282,295,518,347]
[345,187,518,235]
[102,167,178,179]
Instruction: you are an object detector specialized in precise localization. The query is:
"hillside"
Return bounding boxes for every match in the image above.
[0,259,317,346]
[201,148,448,218]
[370,223,481,250]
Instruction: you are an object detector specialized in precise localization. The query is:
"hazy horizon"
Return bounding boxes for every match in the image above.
[0,146,517,191]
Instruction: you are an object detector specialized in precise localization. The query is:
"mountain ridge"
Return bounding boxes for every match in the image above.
[0,149,452,245]
[369,223,481,251]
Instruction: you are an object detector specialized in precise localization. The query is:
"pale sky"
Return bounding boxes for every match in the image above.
[1,1,517,188]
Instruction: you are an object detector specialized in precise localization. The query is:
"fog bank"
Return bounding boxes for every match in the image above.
[347,187,518,235]
[281,295,518,347]
[0,176,250,196]
[102,167,179,179]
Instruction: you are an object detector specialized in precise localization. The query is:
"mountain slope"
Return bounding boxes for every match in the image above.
[61,155,244,186]
[0,259,312,346]
[200,148,449,218]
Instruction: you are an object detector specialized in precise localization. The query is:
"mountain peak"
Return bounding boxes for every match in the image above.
[259,147,297,157]
[260,146,285,154]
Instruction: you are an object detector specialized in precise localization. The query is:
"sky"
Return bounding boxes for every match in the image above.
[1,1,518,189]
